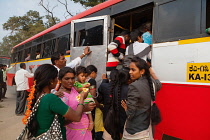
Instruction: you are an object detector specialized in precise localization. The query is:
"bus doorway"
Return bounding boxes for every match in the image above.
[111,3,154,41]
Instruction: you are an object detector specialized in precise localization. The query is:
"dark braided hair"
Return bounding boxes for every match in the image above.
[112,68,130,140]
[107,69,120,140]
[86,65,97,76]
[131,57,161,125]
[116,67,130,111]
[109,69,119,100]
[28,64,58,138]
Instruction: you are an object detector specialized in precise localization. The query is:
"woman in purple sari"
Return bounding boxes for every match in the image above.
[58,67,96,140]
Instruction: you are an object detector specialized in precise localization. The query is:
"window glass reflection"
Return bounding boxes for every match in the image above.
[74,20,104,46]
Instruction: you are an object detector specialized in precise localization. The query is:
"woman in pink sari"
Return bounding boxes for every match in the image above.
[58,67,96,140]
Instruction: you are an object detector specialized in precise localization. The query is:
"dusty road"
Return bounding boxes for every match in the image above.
[0,86,24,140]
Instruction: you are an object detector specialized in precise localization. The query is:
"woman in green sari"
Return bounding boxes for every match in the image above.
[27,64,92,140]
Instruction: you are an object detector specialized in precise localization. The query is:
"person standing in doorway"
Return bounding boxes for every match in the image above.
[106,30,130,74]
[15,63,34,115]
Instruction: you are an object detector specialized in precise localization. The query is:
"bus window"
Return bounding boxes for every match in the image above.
[24,48,31,61]
[30,46,36,60]
[207,0,210,28]
[154,0,202,43]
[57,35,69,54]
[17,51,22,62]
[36,44,42,59]
[42,40,53,58]
[51,39,57,55]
[74,20,103,46]
[11,53,15,63]
[14,52,18,63]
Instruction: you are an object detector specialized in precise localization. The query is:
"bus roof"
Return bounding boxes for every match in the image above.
[13,0,123,49]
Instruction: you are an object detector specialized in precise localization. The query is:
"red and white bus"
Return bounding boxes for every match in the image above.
[9,0,210,139]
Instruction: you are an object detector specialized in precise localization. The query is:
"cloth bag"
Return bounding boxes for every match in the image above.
[17,94,63,140]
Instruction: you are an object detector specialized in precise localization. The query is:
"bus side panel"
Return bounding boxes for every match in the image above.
[155,83,210,140]
[7,56,70,87]
[7,73,15,86]
[27,77,34,92]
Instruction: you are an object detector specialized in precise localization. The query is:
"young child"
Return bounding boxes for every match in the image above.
[74,66,95,131]
[86,65,104,140]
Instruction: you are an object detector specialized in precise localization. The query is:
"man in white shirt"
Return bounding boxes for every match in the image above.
[15,63,34,115]
[51,46,92,72]
[125,30,151,61]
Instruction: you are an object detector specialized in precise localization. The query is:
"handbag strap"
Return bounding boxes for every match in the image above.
[128,43,134,55]
[26,94,46,125]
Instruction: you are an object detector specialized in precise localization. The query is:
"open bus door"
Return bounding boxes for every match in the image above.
[70,15,110,83]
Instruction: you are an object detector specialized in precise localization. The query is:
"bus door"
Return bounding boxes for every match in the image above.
[70,15,110,82]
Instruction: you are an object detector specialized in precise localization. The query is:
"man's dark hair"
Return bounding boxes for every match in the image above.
[20,63,26,68]
[86,65,97,75]
[36,50,40,53]
[130,30,144,42]
[51,52,64,65]
[120,30,130,36]
[3,65,7,67]
[143,22,152,31]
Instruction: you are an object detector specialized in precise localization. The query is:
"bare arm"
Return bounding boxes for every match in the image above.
[74,86,83,93]
[149,67,158,80]
[149,67,162,91]
[80,46,92,59]
[83,102,96,112]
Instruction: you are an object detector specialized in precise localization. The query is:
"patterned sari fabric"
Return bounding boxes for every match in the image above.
[61,87,92,140]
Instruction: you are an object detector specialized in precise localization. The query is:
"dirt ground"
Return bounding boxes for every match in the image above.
[0,86,24,140]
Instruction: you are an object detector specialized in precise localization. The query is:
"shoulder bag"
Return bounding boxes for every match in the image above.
[16,94,63,140]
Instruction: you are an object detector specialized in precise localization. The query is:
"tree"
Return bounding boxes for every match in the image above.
[0,10,60,56]
[39,0,58,25]
[45,15,61,28]
[39,0,106,20]
[72,0,106,8]
[3,10,46,40]
[0,35,21,56]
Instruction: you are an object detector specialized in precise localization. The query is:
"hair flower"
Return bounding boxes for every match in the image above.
[22,81,36,125]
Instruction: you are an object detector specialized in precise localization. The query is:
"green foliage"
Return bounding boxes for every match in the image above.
[0,10,60,56]
[72,0,106,8]
[45,15,61,28]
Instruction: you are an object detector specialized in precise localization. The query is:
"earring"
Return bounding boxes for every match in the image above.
[51,82,54,85]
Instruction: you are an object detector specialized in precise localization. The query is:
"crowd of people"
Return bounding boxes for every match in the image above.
[1,21,163,140]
